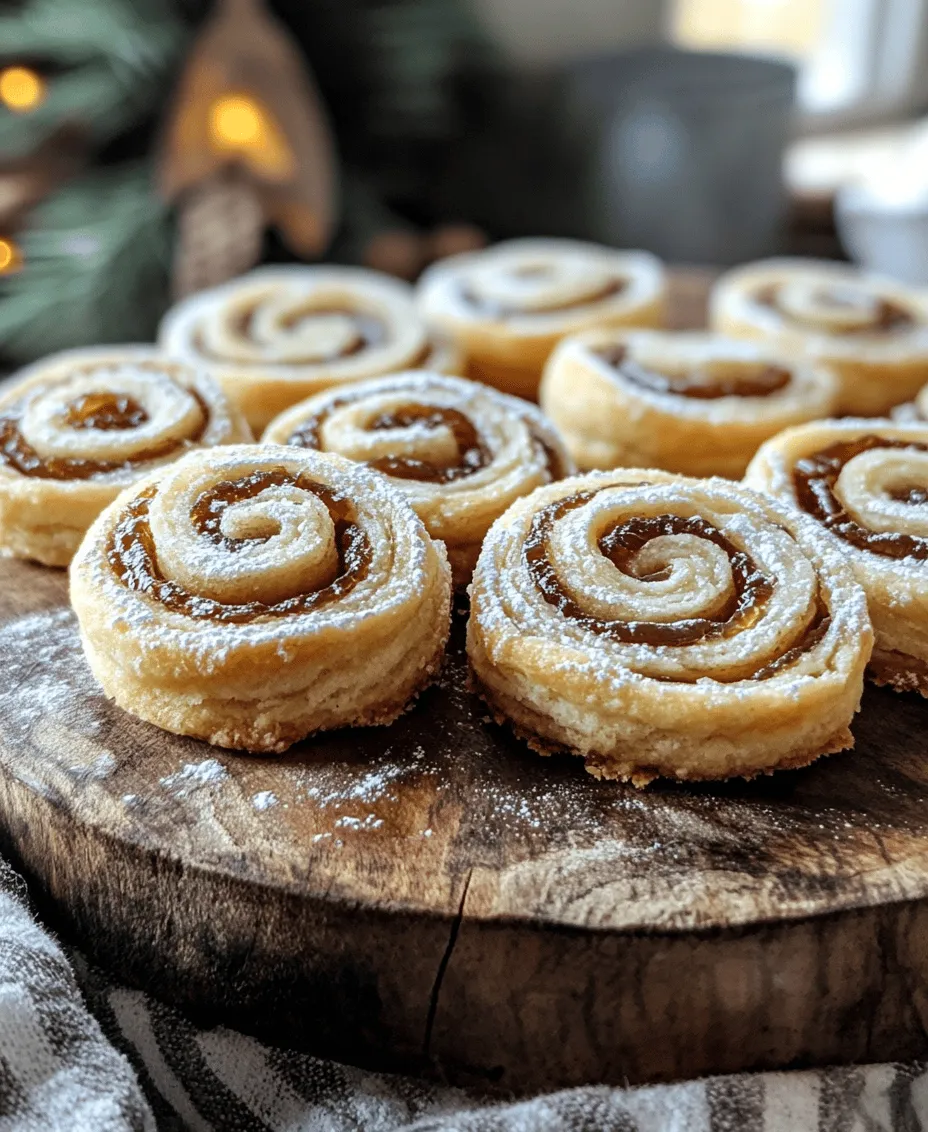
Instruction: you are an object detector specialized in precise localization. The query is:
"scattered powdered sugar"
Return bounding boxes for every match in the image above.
[303,745,427,808]
[0,608,107,738]
[334,813,384,831]
[252,790,278,811]
[66,752,116,782]
[160,758,229,798]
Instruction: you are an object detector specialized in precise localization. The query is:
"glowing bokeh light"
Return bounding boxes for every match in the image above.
[204,91,295,178]
[0,238,23,274]
[0,67,46,113]
[210,95,264,147]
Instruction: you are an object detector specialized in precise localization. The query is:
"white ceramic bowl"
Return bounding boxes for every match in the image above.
[836,180,928,286]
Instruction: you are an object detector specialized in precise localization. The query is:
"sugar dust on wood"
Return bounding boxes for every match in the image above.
[160,758,229,798]
[4,571,928,937]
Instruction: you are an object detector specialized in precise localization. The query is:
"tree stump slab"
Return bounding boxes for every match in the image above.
[2,558,928,1093]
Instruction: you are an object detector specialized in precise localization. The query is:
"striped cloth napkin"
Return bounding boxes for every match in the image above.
[1,851,925,1131]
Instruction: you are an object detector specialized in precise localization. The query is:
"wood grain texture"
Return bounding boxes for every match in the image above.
[3,558,928,1093]
[3,271,928,1094]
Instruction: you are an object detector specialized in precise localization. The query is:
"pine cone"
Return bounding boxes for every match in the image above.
[172,172,264,299]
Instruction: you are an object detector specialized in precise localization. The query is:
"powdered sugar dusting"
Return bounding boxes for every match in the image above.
[0,609,103,737]
[160,759,229,798]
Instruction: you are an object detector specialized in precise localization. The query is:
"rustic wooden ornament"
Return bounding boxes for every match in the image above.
[160,0,338,293]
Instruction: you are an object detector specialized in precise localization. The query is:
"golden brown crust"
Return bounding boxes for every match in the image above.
[189,636,448,753]
[540,328,838,478]
[70,445,453,752]
[472,668,854,786]
[584,729,855,788]
[466,468,871,784]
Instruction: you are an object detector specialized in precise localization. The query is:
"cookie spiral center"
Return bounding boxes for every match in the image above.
[759,281,912,335]
[65,393,149,431]
[290,396,491,484]
[1,364,209,478]
[521,484,829,681]
[463,252,624,316]
[794,435,928,557]
[527,493,773,645]
[110,467,372,619]
[201,285,387,365]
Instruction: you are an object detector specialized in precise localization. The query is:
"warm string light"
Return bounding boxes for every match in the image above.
[207,92,295,178]
[210,95,263,147]
[0,237,23,275]
[0,66,46,113]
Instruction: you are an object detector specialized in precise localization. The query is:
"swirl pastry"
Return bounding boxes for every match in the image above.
[710,258,928,416]
[263,371,574,586]
[0,346,250,567]
[159,266,462,432]
[70,445,452,751]
[417,238,665,399]
[468,470,871,784]
[540,329,838,478]
[746,421,928,696]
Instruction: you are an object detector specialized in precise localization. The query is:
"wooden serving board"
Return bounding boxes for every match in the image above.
[4,557,928,1094]
[4,271,928,1095]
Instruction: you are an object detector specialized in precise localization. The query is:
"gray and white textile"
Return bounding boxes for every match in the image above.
[0,854,925,1132]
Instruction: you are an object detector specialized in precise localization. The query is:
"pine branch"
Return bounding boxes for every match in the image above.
[0,164,172,363]
[0,0,189,159]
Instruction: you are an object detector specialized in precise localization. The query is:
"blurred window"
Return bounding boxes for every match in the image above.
[672,0,928,128]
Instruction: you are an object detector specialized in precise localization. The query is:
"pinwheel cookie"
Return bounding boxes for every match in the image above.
[264,371,574,585]
[0,346,250,566]
[747,420,928,695]
[468,470,871,784]
[540,329,838,478]
[711,258,928,416]
[159,265,463,431]
[417,238,665,398]
[70,445,452,751]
